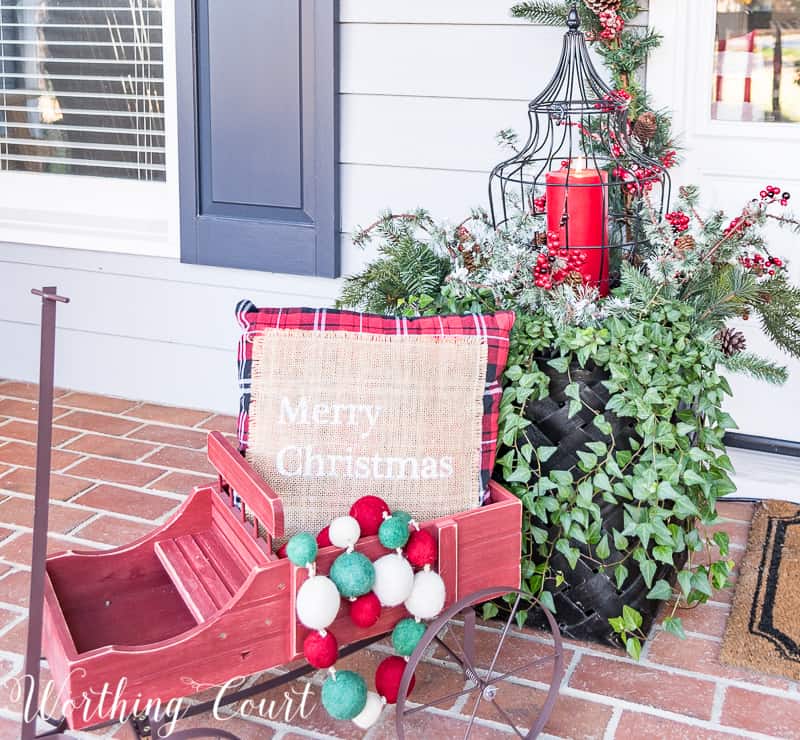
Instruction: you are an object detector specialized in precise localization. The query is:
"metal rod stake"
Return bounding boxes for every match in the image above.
[21,287,69,740]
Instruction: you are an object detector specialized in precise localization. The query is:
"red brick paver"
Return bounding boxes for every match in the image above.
[0,381,798,739]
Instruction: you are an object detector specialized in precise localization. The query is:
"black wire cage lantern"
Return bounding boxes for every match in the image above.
[489,3,671,294]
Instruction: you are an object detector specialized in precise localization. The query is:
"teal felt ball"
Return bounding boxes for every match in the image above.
[286,532,318,567]
[329,551,375,598]
[392,510,413,528]
[392,617,427,656]
[379,515,410,550]
[321,670,367,720]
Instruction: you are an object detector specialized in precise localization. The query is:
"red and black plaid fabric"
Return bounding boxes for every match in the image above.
[235,301,515,503]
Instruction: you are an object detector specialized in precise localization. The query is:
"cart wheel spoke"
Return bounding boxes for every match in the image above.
[463,690,484,740]
[403,682,480,716]
[486,653,558,685]
[437,624,481,681]
[485,591,523,679]
[490,698,527,740]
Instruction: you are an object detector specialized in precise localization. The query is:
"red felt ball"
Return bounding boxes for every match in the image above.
[276,542,288,559]
[349,495,390,537]
[349,592,381,628]
[375,655,415,704]
[405,529,437,569]
[303,630,338,669]
[317,526,332,548]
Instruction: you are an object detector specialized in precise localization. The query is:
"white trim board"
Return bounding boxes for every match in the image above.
[728,448,800,504]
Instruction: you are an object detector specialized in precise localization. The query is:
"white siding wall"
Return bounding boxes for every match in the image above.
[0,2,599,413]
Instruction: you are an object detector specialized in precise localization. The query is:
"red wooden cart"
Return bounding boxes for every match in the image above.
[39,430,564,738]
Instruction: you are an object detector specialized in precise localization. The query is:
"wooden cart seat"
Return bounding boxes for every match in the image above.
[154,530,256,622]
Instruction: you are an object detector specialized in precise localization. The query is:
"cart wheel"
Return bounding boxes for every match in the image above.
[395,587,564,739]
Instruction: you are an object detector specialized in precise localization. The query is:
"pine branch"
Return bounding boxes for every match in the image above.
[510,1,570,26]
[720,352,788,385]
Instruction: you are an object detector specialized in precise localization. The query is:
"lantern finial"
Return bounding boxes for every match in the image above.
[567,3,580,30]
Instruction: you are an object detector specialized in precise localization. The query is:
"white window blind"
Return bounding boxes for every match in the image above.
[0,0,165,181]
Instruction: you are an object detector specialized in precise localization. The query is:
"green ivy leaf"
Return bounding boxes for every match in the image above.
[482,602,499,620]
[506,463,532,483]
[713,531,730,556]
[652,546,674,565]
[565,382,581,401]
[646,579,673,601]
[596,534,611,560]
[626,636,642,661]
[539,590,556,614]
[639,558,657,589]
[663,616,687,640]
[568,399,582,419]
[537,446,557,463]
[593,415,613,436]
[587,441,608,457]
[615,564,629,590]
[556,538,580,569]
[622,604,643,631]
[547,356,570,373]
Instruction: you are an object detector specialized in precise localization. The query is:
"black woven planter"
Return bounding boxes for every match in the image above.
[519,357,685,647]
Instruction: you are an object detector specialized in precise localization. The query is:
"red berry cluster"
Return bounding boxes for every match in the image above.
[759,185,792,207]
[739,252,784,278]
[533,232,588,290]
[533,194,546,212]
[614,166,660,195]
[594,89,632,111]
[660,150,677,169]
[599,10,625,40]
[724,214,752,237]
[665,211,690,233]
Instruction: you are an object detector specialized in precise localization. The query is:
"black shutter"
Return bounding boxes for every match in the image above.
[176,1,338,277]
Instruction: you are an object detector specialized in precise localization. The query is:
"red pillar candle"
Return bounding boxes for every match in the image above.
[545,162,610,296]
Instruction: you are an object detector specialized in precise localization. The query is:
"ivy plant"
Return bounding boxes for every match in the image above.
[489,301,738,658]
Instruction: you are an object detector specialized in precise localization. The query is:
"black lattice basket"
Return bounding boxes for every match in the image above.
[519,357,686,646]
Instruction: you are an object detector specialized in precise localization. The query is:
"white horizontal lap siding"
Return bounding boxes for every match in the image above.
[338,13,614,235]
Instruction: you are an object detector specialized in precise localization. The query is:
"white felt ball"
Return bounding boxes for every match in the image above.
[329,515,361,549]
[296,575,341,631]
[372,553,414,607]
[352,691,383,730]
[404,570,446,620]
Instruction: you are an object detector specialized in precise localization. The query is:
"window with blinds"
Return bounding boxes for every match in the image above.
[0,0,165,181]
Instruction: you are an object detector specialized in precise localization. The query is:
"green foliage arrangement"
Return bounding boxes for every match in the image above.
[336,183,800,657]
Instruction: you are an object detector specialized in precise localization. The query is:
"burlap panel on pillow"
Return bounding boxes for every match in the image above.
[246,329,487,540]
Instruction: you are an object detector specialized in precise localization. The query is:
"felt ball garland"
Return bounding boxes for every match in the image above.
[289,494,446,730]
[349,592,382,628]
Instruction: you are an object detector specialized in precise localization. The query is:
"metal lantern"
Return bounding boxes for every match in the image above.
[489,4,670,289]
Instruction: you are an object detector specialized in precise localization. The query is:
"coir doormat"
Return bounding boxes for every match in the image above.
[721,501,800,681]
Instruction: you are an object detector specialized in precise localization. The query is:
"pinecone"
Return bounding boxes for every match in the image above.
[584,0,621,13]
[717,327,747,357]
[632,112,658,145]
[674,235,696,255]
[534,232,548,247]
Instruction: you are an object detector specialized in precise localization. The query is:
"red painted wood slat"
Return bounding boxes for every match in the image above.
[207,431,285,539]
[155,538,218,622]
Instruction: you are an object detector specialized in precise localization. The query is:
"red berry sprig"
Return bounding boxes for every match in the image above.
[533,194,546,212]
[665,211,690,233]
[739,252,784,278]
[533,232,588,290]
[598,10,625,41]
[759,185,792,207]
[660,150,677,169]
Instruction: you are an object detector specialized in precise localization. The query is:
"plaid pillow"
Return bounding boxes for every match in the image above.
[235,302,515,503]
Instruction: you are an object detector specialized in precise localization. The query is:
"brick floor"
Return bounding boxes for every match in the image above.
[0,381,798,739]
